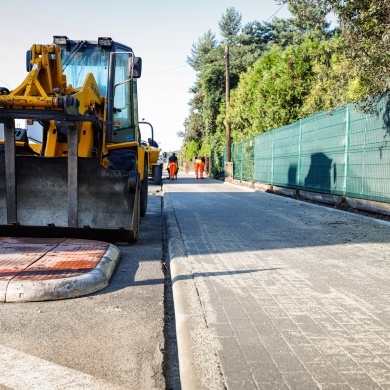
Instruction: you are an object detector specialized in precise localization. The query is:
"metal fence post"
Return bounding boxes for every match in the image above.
[271,130,275,184]
[298,120,302,187]
[343,105,350,195]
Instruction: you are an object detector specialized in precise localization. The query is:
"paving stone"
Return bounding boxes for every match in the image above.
[256,382,290,390]
[216,336,249,374]
[209,322,235,338]
[249,360,284,383]
[280,330,312,346]
[289,344,326,363]
[325,353,365,373]
[240,342,270,363]
[340,372,383,389]
[304,362,347,384]
[224,370,257,390]
[282,371,319,390]
[268,352,306,372]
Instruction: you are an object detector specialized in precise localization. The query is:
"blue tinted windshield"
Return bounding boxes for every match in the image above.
[61,45,109,96]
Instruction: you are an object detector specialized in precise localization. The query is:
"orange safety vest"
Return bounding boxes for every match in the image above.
[169,162,177,179]
[195,158,204,178]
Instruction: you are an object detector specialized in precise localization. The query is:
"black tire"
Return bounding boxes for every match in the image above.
[153,164,163,185]
[130,186,140,242]
[140,156,148,217]
[127,170,140,242]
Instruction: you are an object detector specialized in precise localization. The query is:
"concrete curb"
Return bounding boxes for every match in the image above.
[5,244,121,303]
[227,180,390,228]
[164,187,224,390]
[164,191,201,390]
[231,177,390,218]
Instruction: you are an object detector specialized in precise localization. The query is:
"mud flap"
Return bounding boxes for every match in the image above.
[0,156,140,242]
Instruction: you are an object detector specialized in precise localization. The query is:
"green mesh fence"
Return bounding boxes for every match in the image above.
[232,138,255,181]
[254,131,273,183]
[298,106,347,195]
[346,98,390,202]
[229,93,390,203]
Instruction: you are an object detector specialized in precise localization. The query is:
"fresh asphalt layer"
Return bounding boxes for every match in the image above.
[164,172,390,390]
[0,190,165,390]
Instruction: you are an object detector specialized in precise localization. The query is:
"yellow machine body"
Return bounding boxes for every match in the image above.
[138,121,163,185]
[0,38,147,242]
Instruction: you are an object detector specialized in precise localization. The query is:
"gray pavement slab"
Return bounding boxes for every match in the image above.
[164,173,390,390]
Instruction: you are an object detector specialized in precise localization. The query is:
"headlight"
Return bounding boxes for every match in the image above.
[53,36,69,47]
[98,37,112,48]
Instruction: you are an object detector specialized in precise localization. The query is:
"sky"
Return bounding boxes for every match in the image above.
[0,1,292,152]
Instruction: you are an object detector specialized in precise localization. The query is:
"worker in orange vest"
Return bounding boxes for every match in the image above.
[168,153,178,180]
[194,156,205,179]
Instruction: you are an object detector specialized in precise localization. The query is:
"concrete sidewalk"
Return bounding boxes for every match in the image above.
[164,173,390,390]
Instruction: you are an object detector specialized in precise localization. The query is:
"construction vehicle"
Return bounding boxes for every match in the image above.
[0,36,149,242]
[139,121,163,185]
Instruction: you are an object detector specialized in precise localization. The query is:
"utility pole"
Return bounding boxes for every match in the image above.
[225,45,231,162]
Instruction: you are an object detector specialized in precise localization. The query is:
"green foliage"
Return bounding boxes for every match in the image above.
[239,21,274,49]
[299,38,367,115]
[182,109,204,143]
[288,0,390,99]
[187,30,218,72]
[229,38,323,141]
[219,7,242,45]
[182,0,389,175]
[185,18,266,151]
[336,0,390,99]
[208,132,226,178]
[268,0,334,48]
[201,61,226,137]
[184,140,201,162]
[287,0,331,38]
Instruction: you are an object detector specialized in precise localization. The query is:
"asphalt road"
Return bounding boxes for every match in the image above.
[0,183,168,390]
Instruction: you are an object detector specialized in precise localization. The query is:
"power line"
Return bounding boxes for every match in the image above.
[265,3,285,22]
[145,5,287,77]
[0,78,11,88]
[144,64,190,76]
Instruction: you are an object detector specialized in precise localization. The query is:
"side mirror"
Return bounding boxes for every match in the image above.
[26,50,32,72]
[128,56,142,79]
[133,57,142,78]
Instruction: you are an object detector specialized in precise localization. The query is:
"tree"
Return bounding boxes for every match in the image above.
[239,21,275,49]
[288,0,331,37]
[270,0,334,47]
[300,38,362,116]
[183,3,355,175]
[229,37,343,141]
[218,7,242,45]
[187,30,218,72]
[283,0,390,99]
[330,0,390,99]
[184,8,252,153]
